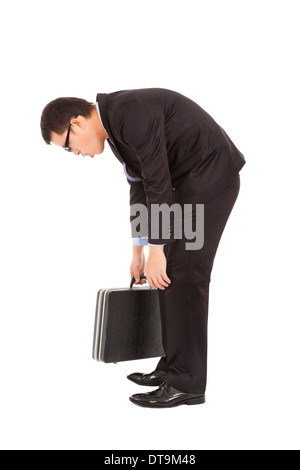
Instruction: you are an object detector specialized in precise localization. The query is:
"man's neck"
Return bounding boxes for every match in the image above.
[92,104,109,140]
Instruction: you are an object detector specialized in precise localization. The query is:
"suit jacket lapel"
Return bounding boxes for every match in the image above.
[106,139,124,165]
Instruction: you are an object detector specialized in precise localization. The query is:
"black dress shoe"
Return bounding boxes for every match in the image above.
[130,382,206,408]
[127,370,167,387]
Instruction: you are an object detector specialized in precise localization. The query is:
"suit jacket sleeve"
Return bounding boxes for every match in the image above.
[127,178,148,239]
[118,100,173,245]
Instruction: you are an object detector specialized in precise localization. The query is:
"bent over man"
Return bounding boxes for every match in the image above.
[40,88,246,408]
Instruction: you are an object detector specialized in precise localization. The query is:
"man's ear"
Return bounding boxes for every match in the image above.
[70,115,85,130]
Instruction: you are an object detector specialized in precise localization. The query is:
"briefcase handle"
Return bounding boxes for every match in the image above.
[130,275,147,288]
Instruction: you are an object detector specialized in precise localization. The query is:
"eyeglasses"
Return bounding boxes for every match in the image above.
[63,115,78,152]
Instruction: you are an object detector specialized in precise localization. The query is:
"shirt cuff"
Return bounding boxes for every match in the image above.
[132,236,149,246]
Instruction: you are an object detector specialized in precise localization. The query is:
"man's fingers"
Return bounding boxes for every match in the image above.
[147,277,155,289]
[149,276,168,290]
[146,270,171,290]
[158,274,171,287]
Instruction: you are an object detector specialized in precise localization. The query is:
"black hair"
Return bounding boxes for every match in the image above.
[40,97,94,144]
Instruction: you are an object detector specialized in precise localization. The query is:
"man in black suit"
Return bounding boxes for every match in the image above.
[41,88,246,408]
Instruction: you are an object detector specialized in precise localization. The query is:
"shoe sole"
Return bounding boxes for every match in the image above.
[129,395,206,408]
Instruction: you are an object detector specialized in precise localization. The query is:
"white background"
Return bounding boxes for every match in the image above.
[0,0,299,450]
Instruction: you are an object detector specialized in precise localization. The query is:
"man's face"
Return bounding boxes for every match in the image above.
[50,114,107,158]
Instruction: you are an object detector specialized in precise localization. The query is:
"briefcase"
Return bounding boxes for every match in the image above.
[92,276,165,363]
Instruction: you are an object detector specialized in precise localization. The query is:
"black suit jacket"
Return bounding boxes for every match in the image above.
[96,88,246,245]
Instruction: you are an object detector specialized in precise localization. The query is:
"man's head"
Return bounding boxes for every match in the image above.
[40,97,109,158]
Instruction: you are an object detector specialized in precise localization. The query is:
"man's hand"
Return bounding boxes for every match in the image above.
[145,245,171,290]
[130,246,147,285]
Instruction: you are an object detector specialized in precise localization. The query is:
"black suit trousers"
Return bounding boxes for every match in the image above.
[156,174,241,394]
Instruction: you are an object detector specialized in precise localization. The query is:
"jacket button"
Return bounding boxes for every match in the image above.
[172,187,176,191]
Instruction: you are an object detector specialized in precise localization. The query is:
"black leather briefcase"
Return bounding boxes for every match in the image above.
[92,276,165,363]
